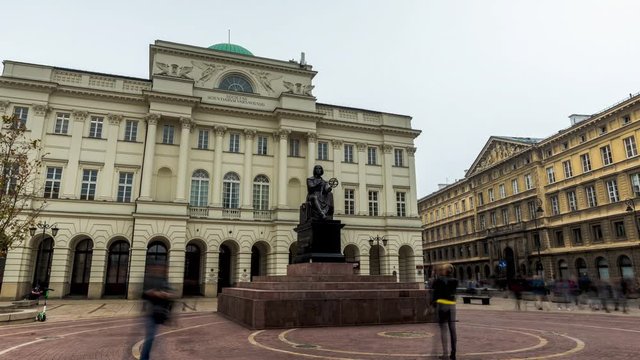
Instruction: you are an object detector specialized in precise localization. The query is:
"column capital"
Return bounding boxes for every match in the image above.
[144,113,160,125]
[72,110,89,122]
[179,117,193,130]
[278,129,291,140]
[107,113,123,125]
[244,129,257,139]
[356,142,367,151]
[32,104,50,116]
[306,132,317,143]
[332,139,343,149]
[406,146,417,156]
[0,100,10,113]
[214,125,227,136]
[382,144,393,154]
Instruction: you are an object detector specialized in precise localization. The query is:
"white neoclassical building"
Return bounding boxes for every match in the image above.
[0,41,423,300]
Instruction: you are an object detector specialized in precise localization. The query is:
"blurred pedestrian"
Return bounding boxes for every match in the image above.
[140,260,175,360]
[530,275,549,310]
[431,263,458,360]
[618,277,630,313]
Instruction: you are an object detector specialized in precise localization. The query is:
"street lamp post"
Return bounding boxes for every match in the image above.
[625,198,640,239]
[29,221,59,240]
[532,198,544,276]
[369,235,388,275]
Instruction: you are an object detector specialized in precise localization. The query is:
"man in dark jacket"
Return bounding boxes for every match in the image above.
[140,260,174,360]
[431,263,458,360]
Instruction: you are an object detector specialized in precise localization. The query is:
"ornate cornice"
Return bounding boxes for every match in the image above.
[57,86,146,104]
[0,78,57,93]
[273,108,323,122]
[319,119,421,138]
[143,90,201,106]
[196,103,273,120]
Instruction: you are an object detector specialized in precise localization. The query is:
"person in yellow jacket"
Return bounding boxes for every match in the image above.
[430,263,458,360]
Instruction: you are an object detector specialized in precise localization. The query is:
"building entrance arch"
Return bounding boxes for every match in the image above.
[70,238,93,296]
[33,238,54,288]
[183,242,202,296]
[104,240,129,297]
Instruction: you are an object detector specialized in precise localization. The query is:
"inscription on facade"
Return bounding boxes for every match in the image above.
[207,94,266,107]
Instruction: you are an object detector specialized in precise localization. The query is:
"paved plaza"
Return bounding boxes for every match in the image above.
[0,297,639,359]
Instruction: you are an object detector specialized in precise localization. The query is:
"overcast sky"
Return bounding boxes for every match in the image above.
[2,1,639,198]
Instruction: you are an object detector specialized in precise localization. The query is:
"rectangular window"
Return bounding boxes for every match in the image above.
[367,147,377,165]
[606,179,619,203]
[528,201,536,220]
[317,141,329,160]
[591,224,604,242]
[396,192,406,217]
[499,184,506,198]
[257,135,268,155]
[546,167,556,184]
[623,136,638,158]
[567,190,578,211]
[344,189,355,215]
[550,195,560,215]
[80,169,98,200]
[488,189,494,202]
[344,144,354,163]
[478,193,484,206]
[13,106,28,128]
[600,145,613,166]
[162,124,174,144]
[514,205,522,222]
[198,130,209,150]
[585,185,598,207]
[555,231,565,247]
[1,164,18,195]
[44,167,62,199]
[572,228,583,244]
[580,153,592,172]
[599,125,607,135]
[461,199,466,211]
[229,133,240,152]
[394,148,404,166]
[479,214,486,230]
[524,174,533,190]
[630,173,640,196]
[454,202,459,214]
[124,120,138,142]
[614,221,626,238]
[289,138,300,157]
[622,115,631,125]
[562,160,573,178]
[490,211,497,226]
[89,116,104,138]
[368,191,379,216]
[117,172,133,202]
[54,112,70,134]
[501,209,509,224]
[511,179,519,195]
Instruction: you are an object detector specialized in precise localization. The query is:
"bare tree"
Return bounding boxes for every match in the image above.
[0,115,45,252]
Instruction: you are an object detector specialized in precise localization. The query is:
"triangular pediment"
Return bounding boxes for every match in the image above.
[466,136,540,177]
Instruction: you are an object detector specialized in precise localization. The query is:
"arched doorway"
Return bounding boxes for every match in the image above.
[145,241,168,284]
[369,245,385,275]
[618,255,634,279]
[288,242,298,264]
[70,239,93,295]
[558,260,569,280]
[183,242,202,296]
[575,258,587,276]
[344,244,360,274]
[218,242,236,293]
[104,240,129,297]
[484,264,491,279]
[251,242,270,280]
[33,237,54,288]
[398,245,415,282]
[503,247,516,281]
[596,257,609,280]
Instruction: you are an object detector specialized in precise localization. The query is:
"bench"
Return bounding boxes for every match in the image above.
[461,295,490,305]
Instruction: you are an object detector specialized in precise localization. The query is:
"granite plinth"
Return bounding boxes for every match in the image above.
[293,220,345,263]
[217,263,432,329]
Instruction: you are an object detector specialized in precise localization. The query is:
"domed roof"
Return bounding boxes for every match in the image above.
[208,43,253,56]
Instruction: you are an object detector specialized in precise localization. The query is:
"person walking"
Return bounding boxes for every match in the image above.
[140,260,175,360]
[431,263,458,360]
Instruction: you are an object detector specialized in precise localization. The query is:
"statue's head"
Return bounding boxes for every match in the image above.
[313,165,323,177]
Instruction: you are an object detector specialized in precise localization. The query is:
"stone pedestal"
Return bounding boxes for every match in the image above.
[217,263,432,329]
[293,220,345,263]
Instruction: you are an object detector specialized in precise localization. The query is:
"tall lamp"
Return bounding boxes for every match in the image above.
[369,235,388,275]
[29,221,59,239]
[532,198,544,275]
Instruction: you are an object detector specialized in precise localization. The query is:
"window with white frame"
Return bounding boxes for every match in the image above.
[89,116,103,138]
[368,190,379,216]
[367,147,377,165]
[222,172,240,208]
[13,106,28,128]
[317,141,328,160]
[501,208,509,224]
[528,201,536,220]
[1,163,18,195]
[600,145,613,166]
[478,192,484,205]
[623,136,638,158]
[344,144,354,163]
[606,179,619,203]
[117,172,134,203]
[567,190,578,211]
[585,185,598,207]
[197,130,209,149]
[396,192,406,217]
[289,138,300,157]
[499,184,506,199]
[524,174,533,190]
[580,153,592,172]
[461,199,466,211]
[550,195,560,215]
[514,205,522,222]
[162,124,174,144]
[394,148,404,166]
[54,112,70,134]
[189,170,209,207]
[256,135,268,155]
[44,166,62,199]
[124,120,138,142]
[546,167,556,184]
[488,188,495,202]
[490,211,497,226]
[562,160,573,178]
[229,133,240,152]
[80,169,98,200]
[512,179,519,195]
[344,189,355,215]
[252,175,270,210]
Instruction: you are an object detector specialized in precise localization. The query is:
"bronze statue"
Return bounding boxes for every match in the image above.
[305,165,338,221]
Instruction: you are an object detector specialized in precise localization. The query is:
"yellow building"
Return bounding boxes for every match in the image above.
[419,94,640,284]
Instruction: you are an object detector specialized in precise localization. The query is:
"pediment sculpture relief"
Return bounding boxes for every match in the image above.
[249,70,282,93]
[155,62,193,79]
[283,81,314,96]
[473,142,528,174]
[191,61,226,86]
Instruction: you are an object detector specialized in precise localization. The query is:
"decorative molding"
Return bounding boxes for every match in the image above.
[179,117,192,129]
[470,142,529,175]
[244,129,256,139]
[282,81,314,96]
[406,147,417,156]
[306,132,317,142]
[72,110,89,122]
[154,62,193,79]
[191,61,226,86]
[32,104,50,116]
[278,129,291,140]
[144,113,160,125]
[356,142,367,151]
[382,145,393,154]
[249,70,282,93]
[107,113,123,125]
[331,139,343,149]
[214,125,227,136]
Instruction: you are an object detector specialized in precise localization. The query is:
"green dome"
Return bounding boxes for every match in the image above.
[208,43,253,56]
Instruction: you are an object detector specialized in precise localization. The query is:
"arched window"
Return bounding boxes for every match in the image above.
[558,260,569,279]
[190,169,209,207]
[223,172,240,209]
[596,257,609,279]
[575,258,587,276]
[618,255,634,279]
[218,74,253,93]
[146,241,168,267]
[252,175,270,210]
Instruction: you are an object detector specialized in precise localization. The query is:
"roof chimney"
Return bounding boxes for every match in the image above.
[568,114,590,125]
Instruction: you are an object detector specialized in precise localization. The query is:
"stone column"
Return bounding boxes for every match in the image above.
[356,143,368,215]
[168,247,185,296]
[203,250,220,297]
[212,126,226,207]
[61,110,88,199]
[175,117,192,203]
[382,145,395,216]
[332,140,344,214]
[277,129,290,208]
[87,248,107,299]
[237,251,252,283]
[139,114,160,200]
[242,129,256,208]
[126,246,147,299]
[48,247,71,299]
[306,132,317,175]
[97,114,122,201]
[407,147,418,217]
